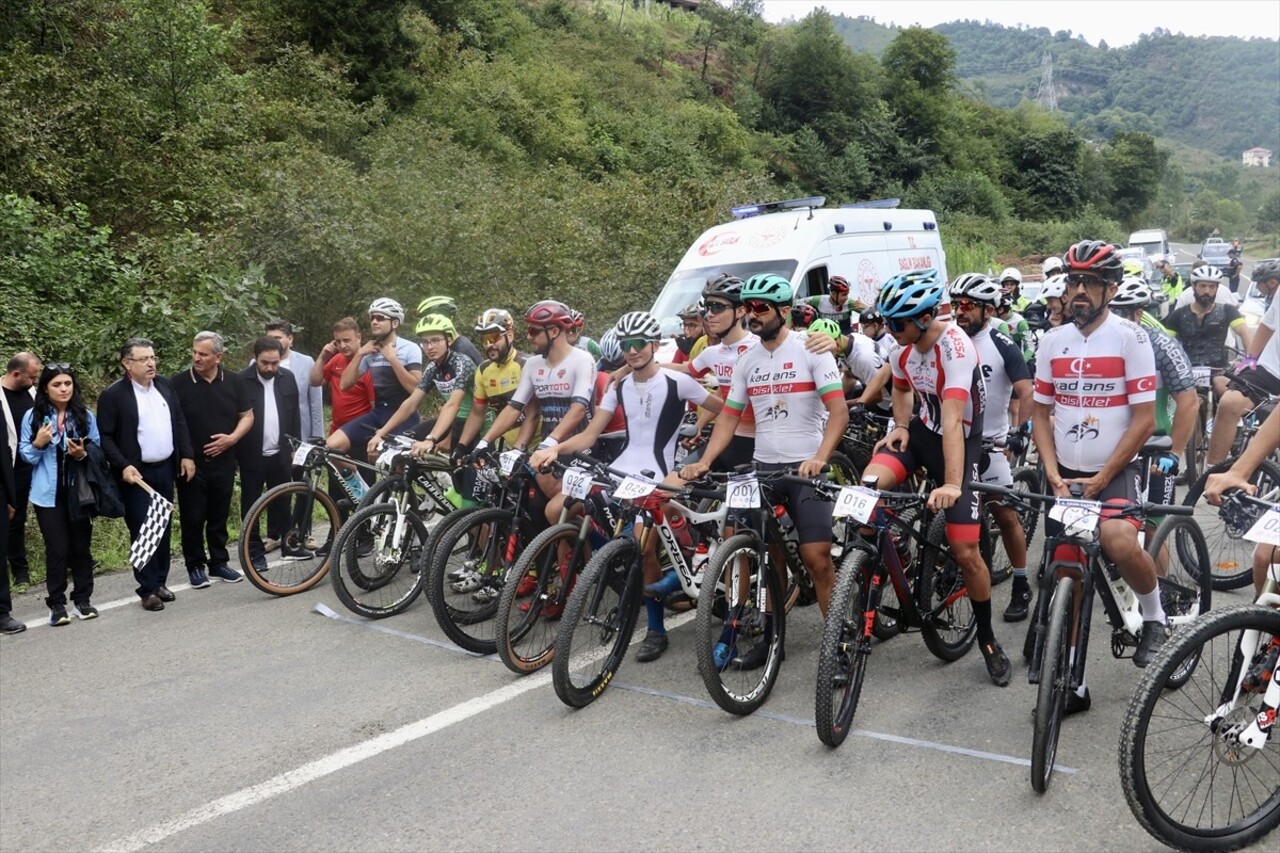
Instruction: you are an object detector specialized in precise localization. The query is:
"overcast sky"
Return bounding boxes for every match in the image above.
[760,1,1280,47]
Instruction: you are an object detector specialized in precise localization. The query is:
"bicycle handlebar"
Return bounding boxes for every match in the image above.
[971,481,1194,517]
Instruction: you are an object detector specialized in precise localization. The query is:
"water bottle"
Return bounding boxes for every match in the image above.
[690,542,710,576]
[343,470,367,501]
[773,505,800,562]
[667,509,694,559]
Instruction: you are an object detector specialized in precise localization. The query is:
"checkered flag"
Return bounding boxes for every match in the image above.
[128,484,174,570]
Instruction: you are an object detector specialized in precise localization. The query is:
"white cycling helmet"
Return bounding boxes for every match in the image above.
[1040,274,1068,302]
[1190,264,1224,284]
[1041,256,1063,276]
[1111,276,1153,308]
[999,267,1023,285]
[613,311,662,342]
[369,297,405,321]
[948,273,1003,306]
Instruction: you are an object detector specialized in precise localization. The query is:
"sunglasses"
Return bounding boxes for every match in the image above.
[369,313,392,322]
[743,300,777,316]
[885,315,925,333]
[702,301,733,315]
[42,362,74,374]
[125,355,157,363]
[481,332,506,346]
[1111,305,1139,318]
[952,299,985,313]
[620,338,653,352]
[1066,275,1108,290]
[526,326,549,339]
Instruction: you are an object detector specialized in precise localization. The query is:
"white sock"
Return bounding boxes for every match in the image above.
[1136,587,1166,624]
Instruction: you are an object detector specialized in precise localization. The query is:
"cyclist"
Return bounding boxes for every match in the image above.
[670,303,704,365]
[1107,278,1198,537]
[417,295,484,366]
[855,308,896,361]
[592,329,628,463]
[803,275,855,334]
[809,317,886,407]
[367,314,476,457]
[685,276,757,470]
[856,270,1008,685]
[530,311,723,662]
[1155,258,1184,304]
[681,273,848,657]
[567,308,604,361]
[1032,240,1165,690]
[1210,267,1280,469]
[1204,403,1280,597]
[1164,265,1253,403]
[949,273,1035,622]
[1039,273,1068,329]
[454,308,532,461]
[327,298,424,468]
[999,267,1032,313]
[791,301,818,330]
[1041,256,1063,278]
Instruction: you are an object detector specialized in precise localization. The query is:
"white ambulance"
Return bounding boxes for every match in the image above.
[649,196,947,338]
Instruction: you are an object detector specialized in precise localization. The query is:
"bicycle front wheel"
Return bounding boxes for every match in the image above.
[1183,459,1280,591]
[239,481,338,595]
[1146,514,1212,688]
[917,514,977,662]
[815,549,874,748]
[552,538,643,708]
[694,532,786,716]
[1120,605,1280,851]
[1031,575,1075,794]
[330,502,430,618]
[495,521,587,674]
[428,507,513,654]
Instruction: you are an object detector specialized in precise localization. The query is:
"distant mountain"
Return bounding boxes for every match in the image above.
[832,15,1280,160]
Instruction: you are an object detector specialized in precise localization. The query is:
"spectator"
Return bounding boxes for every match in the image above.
[0,415,23,633]
[1227,240,1244,294]
[20,363,101,624]
[263,320,323,441]
[171,331,253,588]
[1,352,40,593]
[98,339,195,612]
[238,337,302,573]
[308,317,374,438]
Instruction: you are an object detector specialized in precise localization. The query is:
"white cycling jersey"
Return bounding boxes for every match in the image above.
[971,324,1030,439]
[1033,314,1157,472]
[690,333,759,437]
[597,369,710,478]
[891,322,986,438]
[510,346,597,435]
[725,331,843,464]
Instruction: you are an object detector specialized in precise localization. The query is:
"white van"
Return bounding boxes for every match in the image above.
[1128,228,1170,263]
[649,196,947,338]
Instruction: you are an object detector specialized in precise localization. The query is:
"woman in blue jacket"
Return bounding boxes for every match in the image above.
[18,364,100,626]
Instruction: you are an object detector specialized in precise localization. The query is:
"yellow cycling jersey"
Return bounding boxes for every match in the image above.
[474,353,530,447]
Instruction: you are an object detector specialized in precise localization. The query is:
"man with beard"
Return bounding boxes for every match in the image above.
[1164,266,1252,407]
[684,276,757,471]
[238,337,302,572]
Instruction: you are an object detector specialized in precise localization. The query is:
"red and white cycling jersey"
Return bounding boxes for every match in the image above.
[1033,314,1157,473]
[690,333,759,437]
[725,331,843,464]
[510,346,597,435]
[890,322,986,438]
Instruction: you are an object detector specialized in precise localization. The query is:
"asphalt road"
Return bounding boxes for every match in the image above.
[0,518,1270,853]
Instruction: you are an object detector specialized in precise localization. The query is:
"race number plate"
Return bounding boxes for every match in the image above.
[376,446,399,469]
[1192,366,1212,389]
[1244,507,1280,547]
[1049,498,1101,536]
[833,486,878,522]
[292,443,315,467]
[499,450,522,476]
[614,476,657,500]
[562,467,592,500]
[726,475,761,509]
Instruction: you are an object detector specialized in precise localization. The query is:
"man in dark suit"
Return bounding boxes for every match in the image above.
[1,420,25,633]
[238,337,302,572]
[97,337,196,612]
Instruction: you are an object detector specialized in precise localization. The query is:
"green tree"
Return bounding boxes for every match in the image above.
[1101,131,1168,228]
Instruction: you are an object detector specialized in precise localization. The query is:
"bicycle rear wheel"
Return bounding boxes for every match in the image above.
[1031,575,1075,794]
[1120,605,1280,851]
[815,549,874,747]
[330,502,430,618]
[694,532,786,716]
[1183,459,1280,591]
[495,521,587,674]
[1146,514,1212,687]
[239,481,338,595]
[1011,465,1041,543]
[916,514,977,662]
[552,538,643,708]
[872,505,921,641]
[428,507,512,654]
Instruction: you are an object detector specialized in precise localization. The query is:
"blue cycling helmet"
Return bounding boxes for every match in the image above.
[741,273,794,305]
[876,269,945,319]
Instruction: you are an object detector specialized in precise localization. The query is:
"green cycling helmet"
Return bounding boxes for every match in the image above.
[808,318,841,338]
[741,273,794,304]
[415,313,456,338]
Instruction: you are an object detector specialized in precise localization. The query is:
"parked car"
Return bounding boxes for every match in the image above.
[1117,247,1158,285]
[1200,237,1233,267]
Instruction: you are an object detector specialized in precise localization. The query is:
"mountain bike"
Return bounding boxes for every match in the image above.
[553,463,727,708]
[1183,454,1280,591]
[237,436,370,595]
[1120,490,1280,851]
[973,481,1210,793]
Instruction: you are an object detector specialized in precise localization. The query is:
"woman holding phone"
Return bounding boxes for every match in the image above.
[18,363,100,626]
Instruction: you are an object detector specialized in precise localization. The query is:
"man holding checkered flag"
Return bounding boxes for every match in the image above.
[99,338,195,612]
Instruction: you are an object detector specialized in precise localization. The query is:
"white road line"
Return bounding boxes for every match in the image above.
[21,583,196,629]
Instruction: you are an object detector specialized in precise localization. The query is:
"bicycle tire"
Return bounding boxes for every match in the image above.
[1031,575,1075,794]
[239,481,338,596]
[495,521,587,674]
[916,513,977,662]
[1183,459,1280,590]
[428,506,513,654]
[329,502,430,619]
[815,549,874,747]
[694,532,786,716]
[1119,605,1280,851]
[357,474,403,509]
[1145,514,1213,688]
[872,505,921,641]
[1012,464,1041,545]
[1183,413,1201,487]
[552,538,643,708]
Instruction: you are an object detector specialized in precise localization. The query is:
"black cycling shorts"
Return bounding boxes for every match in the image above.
[1228,367,1280,406]
[868,418,982,542]
[756,462,833,546]
[1046,463,1142,536]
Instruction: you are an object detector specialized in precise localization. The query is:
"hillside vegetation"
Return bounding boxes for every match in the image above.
[2,0,1277,383]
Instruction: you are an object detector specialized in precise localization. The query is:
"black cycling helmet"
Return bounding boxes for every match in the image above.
[1252,259,1280,283]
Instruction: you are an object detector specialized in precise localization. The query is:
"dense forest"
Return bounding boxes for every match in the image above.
[2,0,1278,384]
